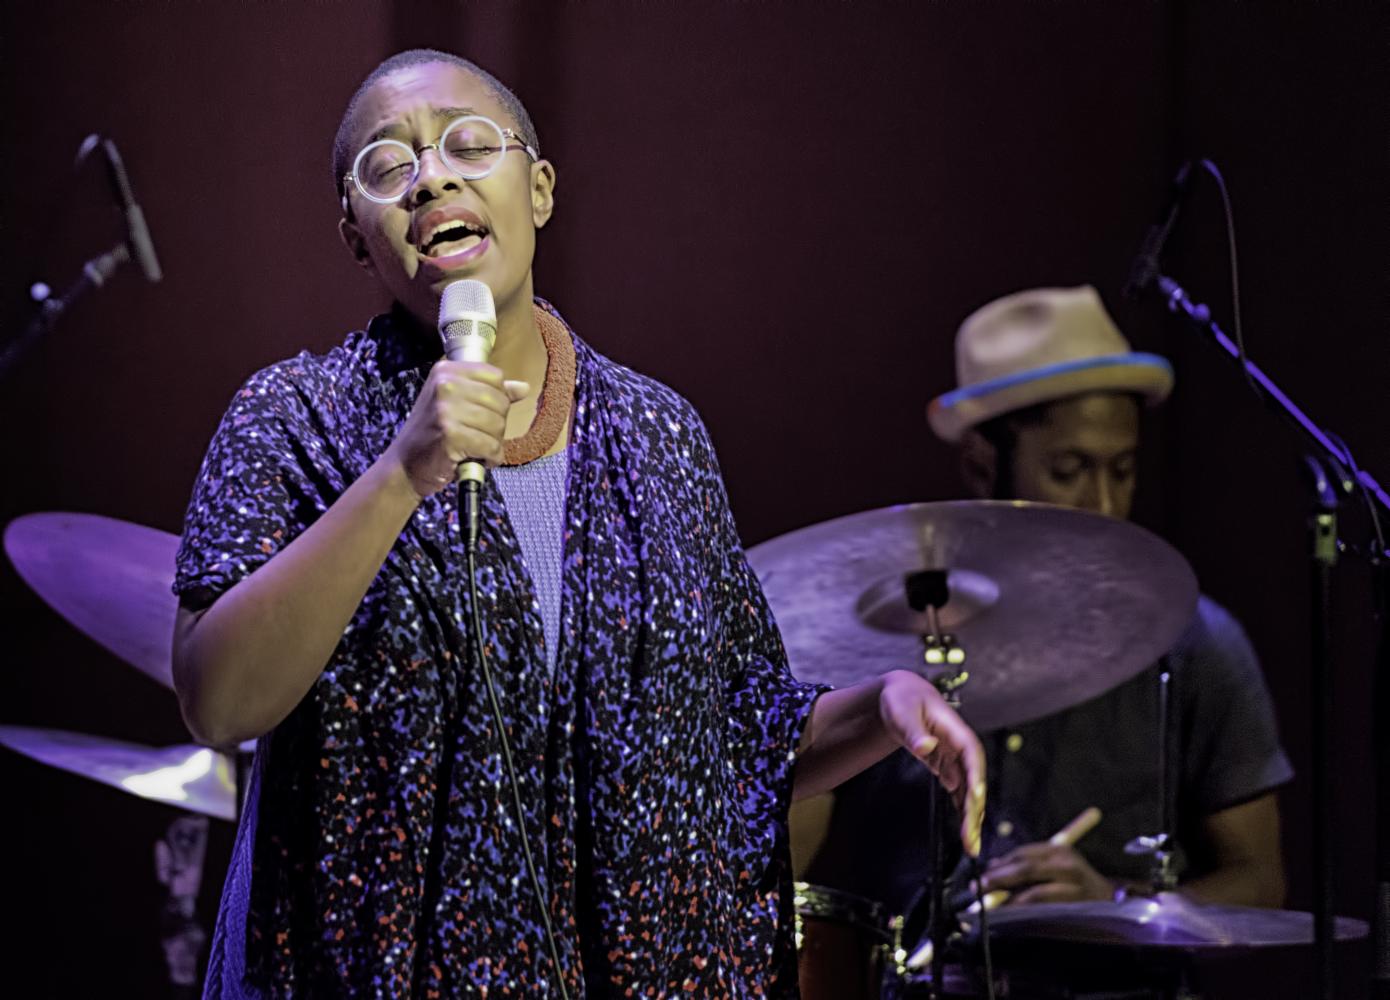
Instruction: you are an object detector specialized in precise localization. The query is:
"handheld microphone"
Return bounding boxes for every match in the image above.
[1123,160,1193,300]
[78,134,163,283]
[438,279,499,487]
[438,280,497,553]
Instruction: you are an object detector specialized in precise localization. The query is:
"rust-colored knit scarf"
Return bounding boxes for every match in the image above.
[503,303,576,465]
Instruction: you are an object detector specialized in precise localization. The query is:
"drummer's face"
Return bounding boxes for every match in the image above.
[1007,393,1140,519]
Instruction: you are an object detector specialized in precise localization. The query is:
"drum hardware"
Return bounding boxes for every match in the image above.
[794,882,902,1000]
[792,885,980,1000]
[794,569,988,1000]
[1124,666,1179,894]
[886,912,911,985]
[1124,832,1178,896]
[155,814,209,998]
[906,567,985,1000]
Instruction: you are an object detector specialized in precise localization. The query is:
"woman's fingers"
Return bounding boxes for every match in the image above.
[919,693,985,857]
[393,361,520,497]
[958,725,987,856]
[884,694,940,763]
[882,672,987,858]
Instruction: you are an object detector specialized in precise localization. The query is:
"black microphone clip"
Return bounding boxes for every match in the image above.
[1123,160,1193,301]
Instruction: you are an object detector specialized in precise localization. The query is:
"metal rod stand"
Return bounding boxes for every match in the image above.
[1306,456,1340,1000]
[905,569,968,1000]
[0,241,131,381]
[1375,557,1390,1000]
[1147,272,1390,997]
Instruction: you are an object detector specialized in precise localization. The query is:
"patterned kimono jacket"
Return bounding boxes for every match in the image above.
[175,300,821,998]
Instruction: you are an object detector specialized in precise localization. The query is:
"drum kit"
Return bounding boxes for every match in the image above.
[1,502,1371,998]
[746,501,1371,999]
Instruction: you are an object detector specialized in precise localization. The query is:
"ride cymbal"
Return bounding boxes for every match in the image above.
[747,501,1198,732]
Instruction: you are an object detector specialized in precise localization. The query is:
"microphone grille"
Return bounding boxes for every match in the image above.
[438,279,497,361]
[439,279,496,327]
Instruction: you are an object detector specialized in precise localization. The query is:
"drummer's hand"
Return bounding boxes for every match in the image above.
[386,360,530,499]
[980,842,1115,905]
[878,670,986,857]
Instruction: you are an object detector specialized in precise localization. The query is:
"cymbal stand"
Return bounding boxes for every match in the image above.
[906,569,969,1000]
[154,815,210,1000]
[1125,665,1179,894]
[1121,666,1202,1000]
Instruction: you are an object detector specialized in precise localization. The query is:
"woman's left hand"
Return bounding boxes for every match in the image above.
[878,669,987,857]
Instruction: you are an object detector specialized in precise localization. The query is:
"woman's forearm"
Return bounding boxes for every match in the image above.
[792,670,986,855]
[173,454,422,747]
[793,675,899,802]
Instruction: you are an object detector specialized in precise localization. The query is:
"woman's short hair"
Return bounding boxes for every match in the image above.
[332,48,540,201]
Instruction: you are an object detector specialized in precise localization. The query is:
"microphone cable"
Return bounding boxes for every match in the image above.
[967,854,997,1000]
[1193,159,1258,400]
[462,493,572,1000]
[1200,159,1387,555]
[432,280,568,997]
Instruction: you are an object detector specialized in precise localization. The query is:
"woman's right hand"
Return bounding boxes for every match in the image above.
[175,361,528,747]
[388,360,530,499]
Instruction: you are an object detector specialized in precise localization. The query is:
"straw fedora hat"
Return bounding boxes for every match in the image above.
[927,285,1174,443]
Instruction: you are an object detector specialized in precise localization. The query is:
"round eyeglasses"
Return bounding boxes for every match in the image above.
[344,114,538,204]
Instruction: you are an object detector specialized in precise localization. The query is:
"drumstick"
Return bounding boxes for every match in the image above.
[1051,805,1103,845]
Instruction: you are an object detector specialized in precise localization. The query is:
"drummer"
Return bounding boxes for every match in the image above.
[796,285,1292,914]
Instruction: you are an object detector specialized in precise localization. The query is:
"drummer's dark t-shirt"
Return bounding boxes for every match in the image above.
[802,594,1294,918]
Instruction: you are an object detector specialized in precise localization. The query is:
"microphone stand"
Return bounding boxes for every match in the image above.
[1148,272,1390,1000]
[0,241,133,381]
[1376,555,1390,1000]
[1305,454,1341,1000]
[2,133,161,383]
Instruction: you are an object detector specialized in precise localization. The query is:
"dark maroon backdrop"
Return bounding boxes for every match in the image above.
[2,2,1385,996]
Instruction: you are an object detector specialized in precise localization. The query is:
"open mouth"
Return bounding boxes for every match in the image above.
[419,219,490,258]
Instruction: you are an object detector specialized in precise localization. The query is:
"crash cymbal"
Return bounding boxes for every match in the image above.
[747,501,1198,732]
[972,892,1369,951]
[0,725,236,822]
[4,511,179,689]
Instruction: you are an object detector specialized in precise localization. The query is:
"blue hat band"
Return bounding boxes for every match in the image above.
[934,352,1174,413]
